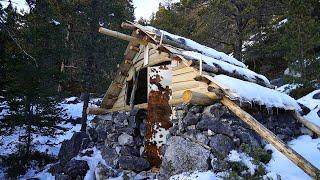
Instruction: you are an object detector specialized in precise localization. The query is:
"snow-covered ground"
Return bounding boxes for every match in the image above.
[0,97,100,179]
[1,90,320,180]
[297,90,320,127]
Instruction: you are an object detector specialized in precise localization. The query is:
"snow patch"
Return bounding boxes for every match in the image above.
[170,171,223,180]
[75,147,107,180]
[265,135,320,180]
[277,84,302,94]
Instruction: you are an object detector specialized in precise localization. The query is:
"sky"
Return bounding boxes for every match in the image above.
[133,0,180,20]
[1,0,179,20]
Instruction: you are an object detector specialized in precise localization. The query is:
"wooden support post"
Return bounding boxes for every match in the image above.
[129,46,140,52]
[220,96,320,179]
[292,111,320,136]
[129,70,139,110]
[182,90,221,105]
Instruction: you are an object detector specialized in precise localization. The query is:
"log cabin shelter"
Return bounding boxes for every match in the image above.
[88,22,320,178]
[95,21,299,112]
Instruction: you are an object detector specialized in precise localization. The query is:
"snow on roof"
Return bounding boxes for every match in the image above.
[204,75,301,111]
[181,50,270,86]
[134,24,271,87]
[143,26,247,68]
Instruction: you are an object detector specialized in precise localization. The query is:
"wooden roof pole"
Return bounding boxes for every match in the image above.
[220,96,320,178]
[98,27,148,45]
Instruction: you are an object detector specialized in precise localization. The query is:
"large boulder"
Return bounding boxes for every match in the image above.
[209,134,235,158]
[95,163,119,180]
[196,117,234,137]
[118,156,150,171]
[64,160,89,179]
[160,136,210,178]
[58,132,89,164]
[118,133,134,146]
[100,145,119,168]
[182,112,199,126]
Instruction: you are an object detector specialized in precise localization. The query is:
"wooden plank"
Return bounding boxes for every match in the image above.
[292,111,320,136]
[171,81,208,92]
[172,87,208,99]
[172,71,199,83]
[173,66,196,76]
[182,90,221,105]
[221,96,320,179]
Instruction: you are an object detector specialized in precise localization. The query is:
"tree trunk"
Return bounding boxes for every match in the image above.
[25,96,32,156]
[81,91,89,132]
[234,36,243,61]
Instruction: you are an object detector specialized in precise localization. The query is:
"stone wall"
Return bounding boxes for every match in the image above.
[54,102,306,179]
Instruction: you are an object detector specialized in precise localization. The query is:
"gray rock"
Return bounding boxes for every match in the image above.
[209,134,235,158]
[128,116,138,128]
[189,106,203,113]
[118,133,134,146]
[106,133,120,143]
[114,112,128,124]
[48,162,64,175]
[55,174,72,180]
[118,156,150,171]
[58,132,89,164]
[313,92,320,99]
[210,155,230,172]
[118,127,135,135]
[139,122,146,136]
[202,104,227,120]
[169,125,179,136]
[96,120,113,142]
[183,112,199,126]
[234,130,260,147]
[64,160,89,179]
[120,146,140,157]
[196,117,234,137]
[95,163,119,180]
[196,133,209,145]
[86,127,98,142]
[318,109,320,118]
[160,136,210,178]
[100,146,119,168]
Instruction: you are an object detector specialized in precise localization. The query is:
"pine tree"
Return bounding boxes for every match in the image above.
[1,0,64,167]
[53,0,134,131]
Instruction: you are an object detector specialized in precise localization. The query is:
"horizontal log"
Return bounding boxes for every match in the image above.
[182,90,221,105]
[171,81,208,92]
[86,107,109,115]
[99,27,148,45]
[172,71,199,83]
[121,22,136,30]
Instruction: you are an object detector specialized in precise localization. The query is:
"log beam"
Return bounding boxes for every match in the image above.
[121,22,136,30]
[221,96,320,179]
[98,27,148,45]
[182,90,221,105]
[86,107,109,115]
